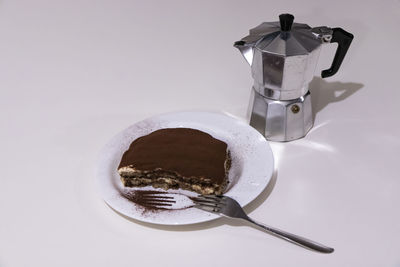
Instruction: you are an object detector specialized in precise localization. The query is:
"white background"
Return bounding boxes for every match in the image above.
[1,0,400,266]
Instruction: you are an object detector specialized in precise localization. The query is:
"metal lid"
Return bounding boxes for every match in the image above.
[240,14,322,56]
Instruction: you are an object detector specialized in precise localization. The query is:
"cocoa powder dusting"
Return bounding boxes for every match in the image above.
[118,128,228,185]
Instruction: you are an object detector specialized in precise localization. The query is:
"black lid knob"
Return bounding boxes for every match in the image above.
[279,13,294,31]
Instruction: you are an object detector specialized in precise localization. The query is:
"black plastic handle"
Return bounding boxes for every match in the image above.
[321,28,354,78]
[279,14,294,31]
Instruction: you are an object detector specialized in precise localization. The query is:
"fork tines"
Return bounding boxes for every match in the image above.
[123,190,177,209]
[191,195,225,213]
[140,192,176,207]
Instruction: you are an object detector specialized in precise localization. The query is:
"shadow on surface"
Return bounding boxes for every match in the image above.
[113,170,278,231]
[309,77,363,121]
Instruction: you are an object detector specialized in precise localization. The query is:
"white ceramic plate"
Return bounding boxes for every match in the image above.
[96,111,274,225]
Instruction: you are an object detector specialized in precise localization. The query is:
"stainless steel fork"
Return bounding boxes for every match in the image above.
[192,195,334,253]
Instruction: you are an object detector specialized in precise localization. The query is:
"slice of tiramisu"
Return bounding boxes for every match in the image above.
[117,128,230,195]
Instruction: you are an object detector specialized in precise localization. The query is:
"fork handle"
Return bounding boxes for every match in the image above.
[245,217,334,253]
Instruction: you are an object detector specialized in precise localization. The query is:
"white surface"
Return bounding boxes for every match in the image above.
[96,111,273,225]
[0,0,399,266]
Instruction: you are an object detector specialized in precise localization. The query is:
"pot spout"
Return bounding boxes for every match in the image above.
[234,41,253,66]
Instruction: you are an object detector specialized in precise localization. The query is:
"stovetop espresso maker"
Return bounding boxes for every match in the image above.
[235,14,353,141]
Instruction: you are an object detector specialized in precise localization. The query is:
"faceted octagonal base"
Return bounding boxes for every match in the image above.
[249,89,313,142]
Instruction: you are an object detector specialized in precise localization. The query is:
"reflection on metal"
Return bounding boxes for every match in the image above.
[249,90,313,141]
